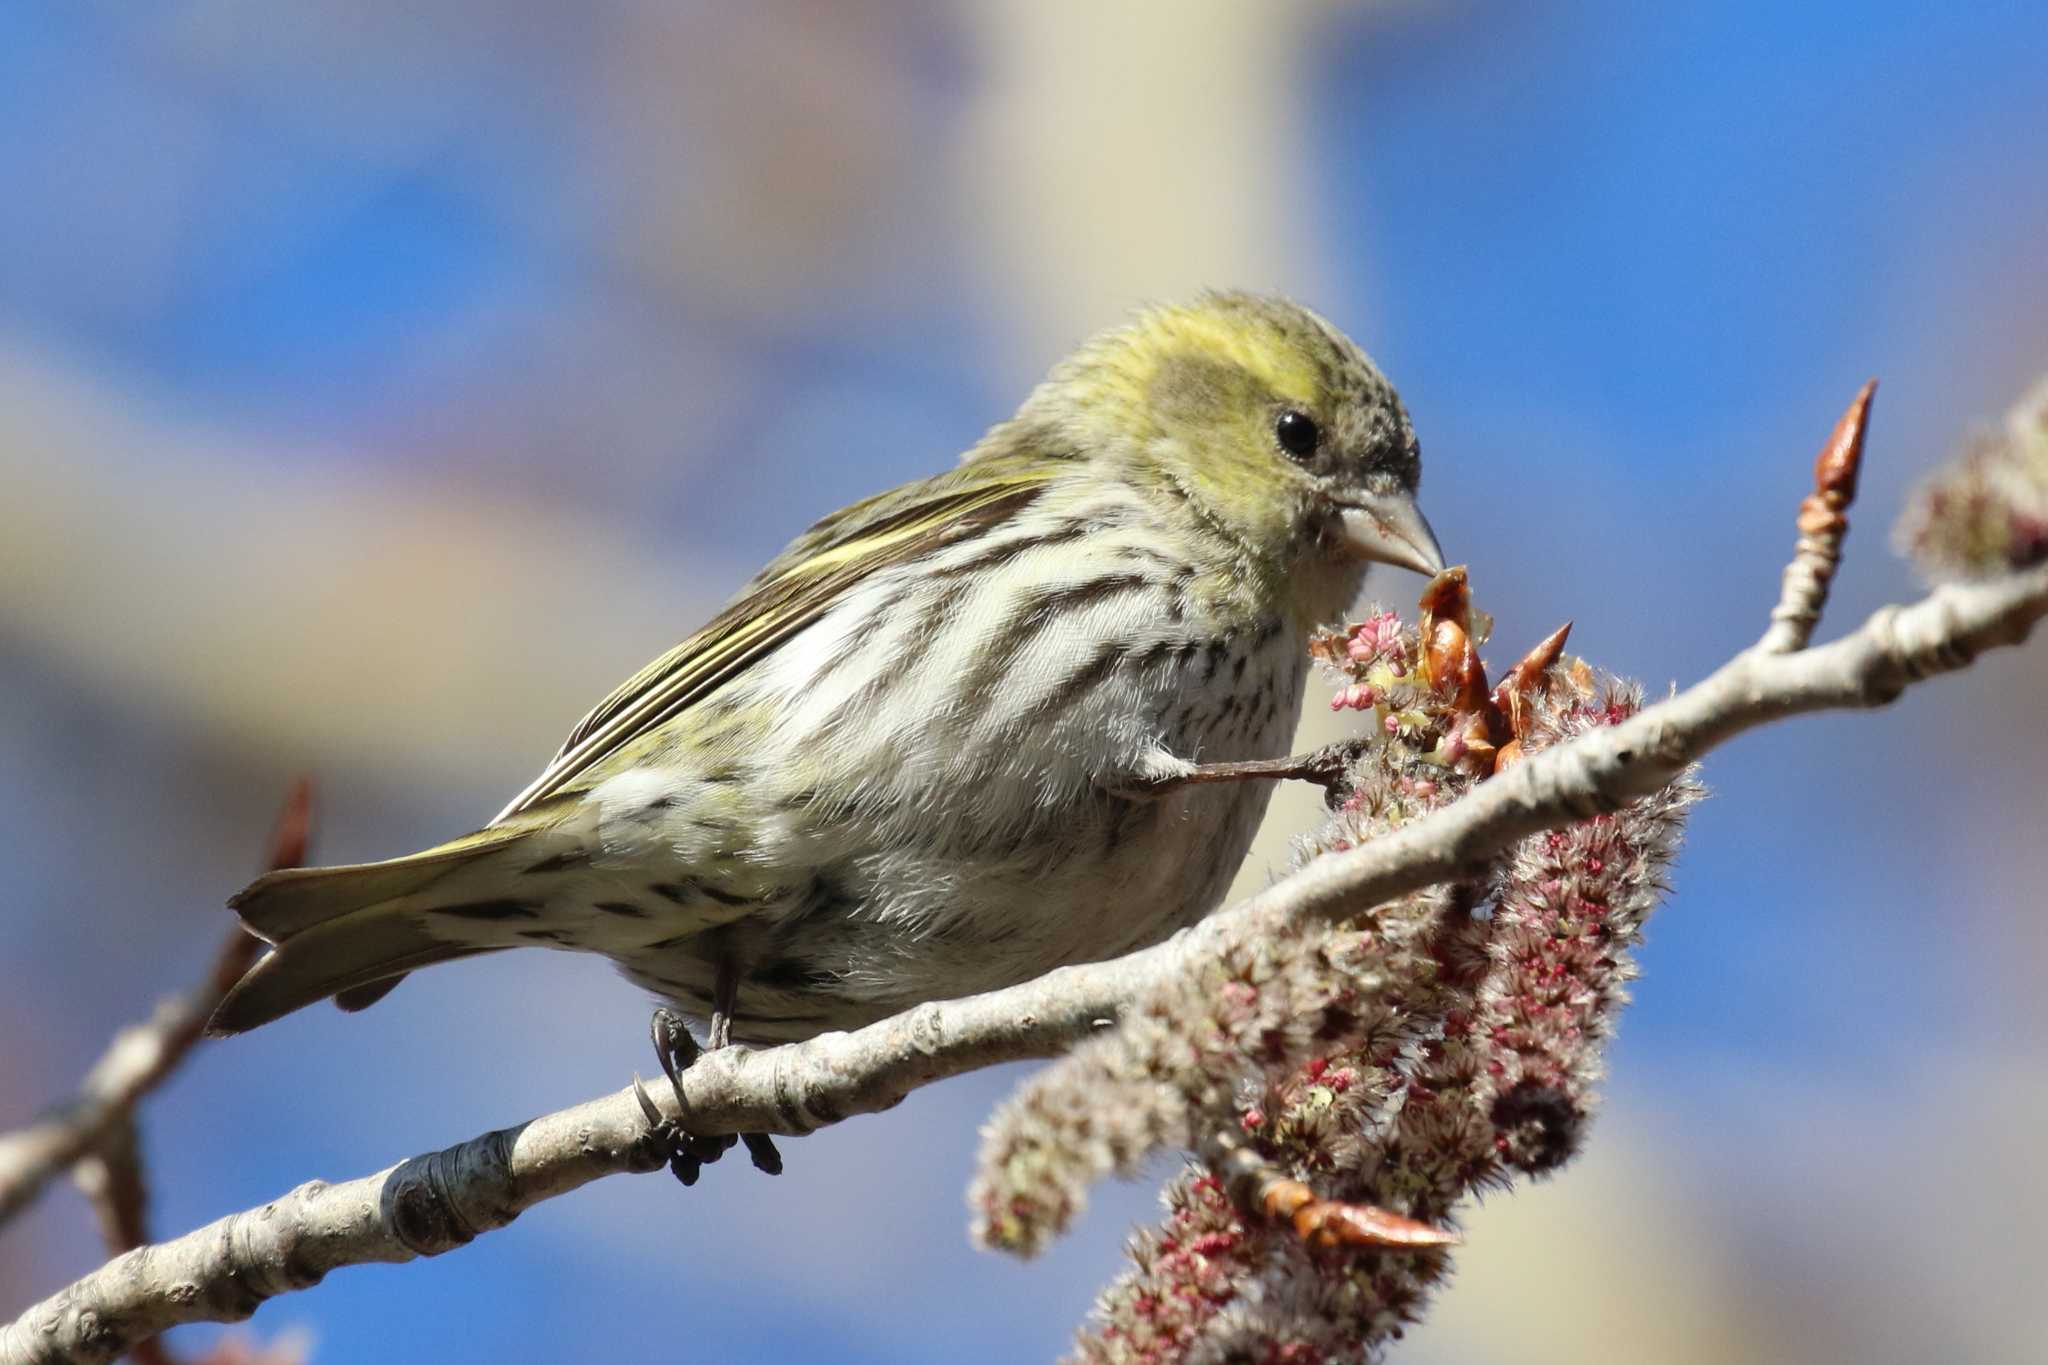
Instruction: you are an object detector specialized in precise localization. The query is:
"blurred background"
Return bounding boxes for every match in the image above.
[3,2,2045,1361]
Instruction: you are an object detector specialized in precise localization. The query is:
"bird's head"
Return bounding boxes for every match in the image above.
[1007,292,1444,614]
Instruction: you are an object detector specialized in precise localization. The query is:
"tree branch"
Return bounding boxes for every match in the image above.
[8,409,2048,1365]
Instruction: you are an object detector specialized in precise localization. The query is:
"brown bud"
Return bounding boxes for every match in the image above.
[1260,1177,1315,1221]
[1260,1176,1458,1250]
[1415,565,1472,627]
[1421,618,1457,687]
[1293,1199,1460,1252]
[1492,737,1525,773]
[1491,621,1574,741]
[1437,626,1492,713]
[1458,713,1498,770]
[1412,569,1476,698]
[1813,379,1876,505]
[1416,567,1464,654]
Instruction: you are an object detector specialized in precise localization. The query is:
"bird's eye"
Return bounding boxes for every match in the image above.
[1275,409,1320,460]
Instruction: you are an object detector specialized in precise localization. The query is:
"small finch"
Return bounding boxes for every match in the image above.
[212,293,1442,1070]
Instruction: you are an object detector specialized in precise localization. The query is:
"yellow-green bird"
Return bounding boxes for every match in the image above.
[212,293,1442,1098]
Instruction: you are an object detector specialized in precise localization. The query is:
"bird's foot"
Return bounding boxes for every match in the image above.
[635,1007,733,1185]
[633,1006,781,1185]
[1103,739,1371,803]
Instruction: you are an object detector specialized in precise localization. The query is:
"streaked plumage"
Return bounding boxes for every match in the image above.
[213,293,1442,1043]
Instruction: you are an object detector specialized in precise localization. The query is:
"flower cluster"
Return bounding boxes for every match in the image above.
[1895,377,2048,580]
[1081,1173,1261,1363]
[1320,611,1411,713]
[969,850,1444,1259]
[971,569,1700,1364]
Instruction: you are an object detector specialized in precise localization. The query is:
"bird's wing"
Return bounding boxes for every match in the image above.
[492,455,1058,821]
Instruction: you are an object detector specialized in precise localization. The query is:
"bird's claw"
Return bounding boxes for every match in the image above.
[638,1006,780,1185]
[1302,737,1373,806]
[741,1131,784,1175]
[641,1007,732,1185]
[632,1073,710,1185]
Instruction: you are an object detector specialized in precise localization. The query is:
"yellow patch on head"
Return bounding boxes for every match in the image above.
[1054,298,1330,439]
[1129,303,1323,411]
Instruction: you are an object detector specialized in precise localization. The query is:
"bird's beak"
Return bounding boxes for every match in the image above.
[1335,491,1446,577]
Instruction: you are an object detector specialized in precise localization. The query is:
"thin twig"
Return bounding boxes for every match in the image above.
[0,781,312,1228]
[1760,381,1876,653]
[68,1119,149,1270]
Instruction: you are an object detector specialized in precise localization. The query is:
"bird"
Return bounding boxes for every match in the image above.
[210,292,1443,1124]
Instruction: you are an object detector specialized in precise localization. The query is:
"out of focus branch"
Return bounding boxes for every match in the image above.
[8,393,2048,1364]
[2,783,310,1365]
[0,926,259,1229]
[68,1119,179,1365]
[0,782,310,1232]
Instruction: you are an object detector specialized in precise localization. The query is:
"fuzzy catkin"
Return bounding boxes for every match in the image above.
[1896,377,2048,580]
[1066,617,1699,1365]
[1155,682,1699,1364]
[1077,1173,1272,1365]
[970,882,1446,1256]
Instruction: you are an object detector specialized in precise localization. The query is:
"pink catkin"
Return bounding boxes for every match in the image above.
[972,917,1385,1256]
[1072,1175,1264,1365]
[1895,378,2048,579]
[1071,621,1698,1364]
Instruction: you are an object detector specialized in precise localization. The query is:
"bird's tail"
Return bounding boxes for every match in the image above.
[209,824,537,1035]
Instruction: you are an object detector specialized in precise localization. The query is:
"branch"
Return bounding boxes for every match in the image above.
[8,403,2048,1364]
[0,782,312,1231]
